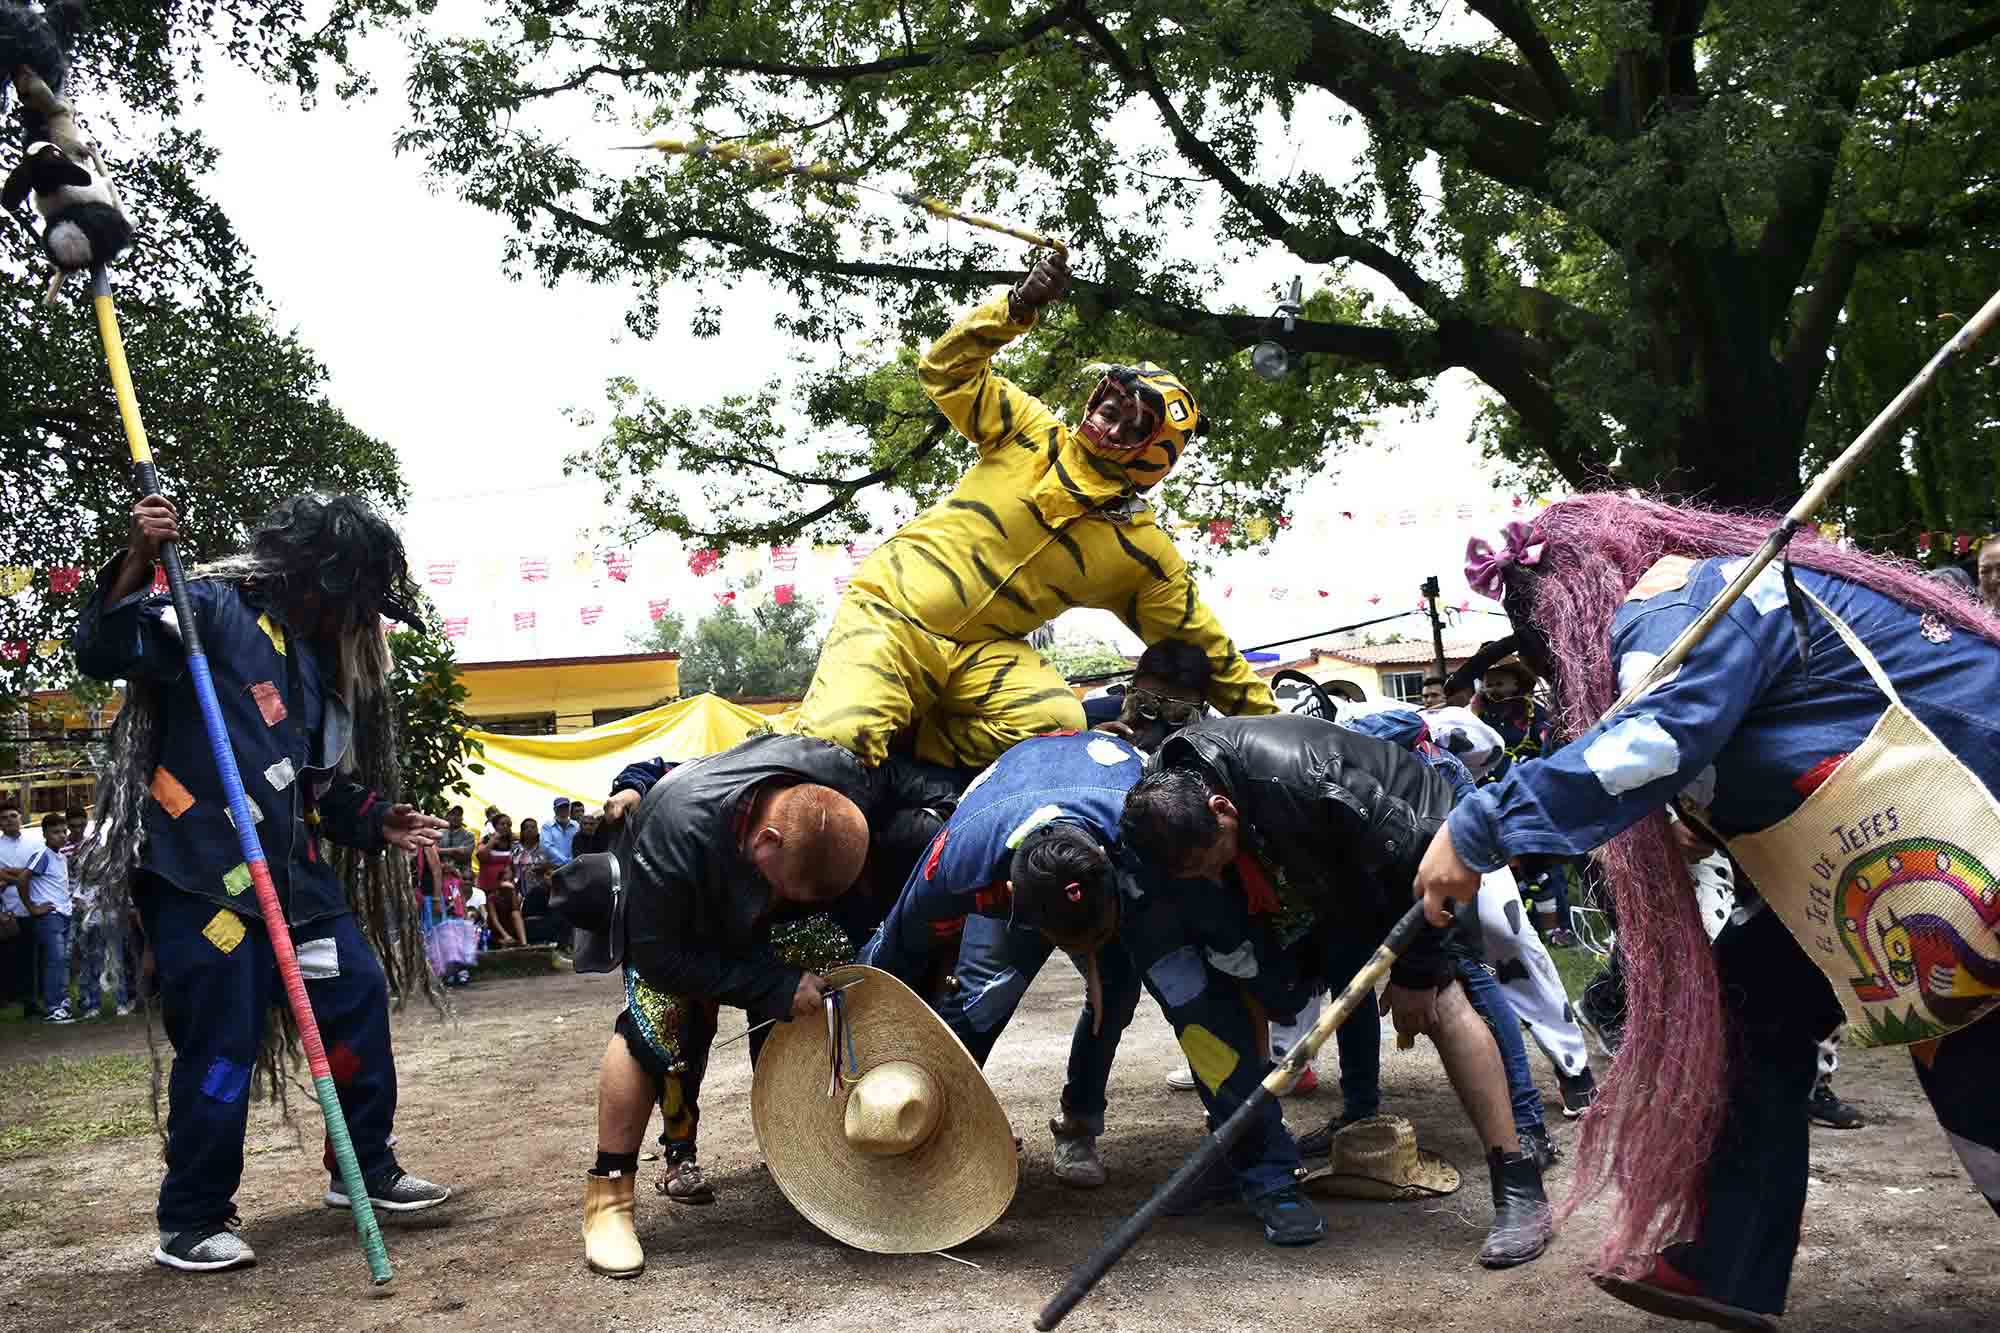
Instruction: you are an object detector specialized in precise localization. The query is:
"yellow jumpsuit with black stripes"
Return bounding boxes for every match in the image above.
[794,291,1276,769]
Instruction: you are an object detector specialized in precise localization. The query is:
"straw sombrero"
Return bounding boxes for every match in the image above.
[750,964,1017,1253]
[1298,1115,1460,1201]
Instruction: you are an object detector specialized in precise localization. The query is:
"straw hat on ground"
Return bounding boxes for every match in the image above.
[1299,1115,1460,1201]
[750,963,1017,1253]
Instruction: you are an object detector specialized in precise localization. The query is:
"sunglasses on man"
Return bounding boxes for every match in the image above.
[1126,687,1201,725]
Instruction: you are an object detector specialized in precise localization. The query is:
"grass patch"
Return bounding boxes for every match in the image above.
[0,1053,154,1162]
[0,1196,40,1230]
[1549,943,1608,1002]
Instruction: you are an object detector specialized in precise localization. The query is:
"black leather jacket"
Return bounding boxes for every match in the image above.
[618,734,958,1020]
[1155,713,1460,985]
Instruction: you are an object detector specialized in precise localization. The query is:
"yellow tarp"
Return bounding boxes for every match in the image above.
[453,693,774,821]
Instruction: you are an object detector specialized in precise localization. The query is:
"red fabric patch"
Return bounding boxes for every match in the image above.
[1793,753,1851,797]
[930,914,968,940]
[922,829,948,881]
[249,680,286,726]
[972,881,1014,916]
[1236,854,1280,916]
[1035,729,1080,738]
[328,1040,362,1087]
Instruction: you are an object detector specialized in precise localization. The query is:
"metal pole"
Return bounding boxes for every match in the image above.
[1421,575,1448,680]
[88,265,393,1285]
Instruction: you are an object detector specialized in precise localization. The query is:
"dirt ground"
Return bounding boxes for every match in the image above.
[1,963,1992,1333]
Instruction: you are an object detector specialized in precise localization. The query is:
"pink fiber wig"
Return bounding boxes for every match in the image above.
[1504,492,2000,1274]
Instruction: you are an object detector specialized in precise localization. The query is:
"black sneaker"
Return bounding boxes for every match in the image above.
[1519,1124,1560,1172]
[1250,1186,1326,1247]
[1807,1084,1865,1129]
[1558,1066,1597,1120]
[153,1224,256,1272]
[325,1167,452,1212]
[1295,1108,1379,1159]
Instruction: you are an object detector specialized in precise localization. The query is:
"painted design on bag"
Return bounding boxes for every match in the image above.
[1833,836,2000,1043]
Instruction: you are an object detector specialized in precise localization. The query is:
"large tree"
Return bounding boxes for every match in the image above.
[378,0,1999,543]
[630,580,826,697]
[1,2,406,696]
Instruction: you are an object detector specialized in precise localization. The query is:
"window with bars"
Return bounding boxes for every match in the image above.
[1382,671,1427,703]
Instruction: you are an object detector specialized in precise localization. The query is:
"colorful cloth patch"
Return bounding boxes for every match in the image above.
[222,802,264,830]
[222,863,253,896]
[1716,556,1791,615]
[1626,555,1695,603]
[1086,737,1136,766]
[1178,1023,1240,1094]
[249,680,287,726]
[200,1057,251,1104]
[1614,650,1680,695]
[1005,804,1065,849]
[256,612,287,656]
[202,909,247,955]
[150,766,196,818]
[264,757,296,793]
[1147,945,1208,1007]
[1203,942,1259,979]
[296,936,339,981]
[328,1041,362,1088]
[1583,714,1682,796]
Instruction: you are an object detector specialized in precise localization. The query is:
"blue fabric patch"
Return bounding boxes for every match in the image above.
[961,967,1029,1033]
[200,1057,251,1105]
[1148,946,1208,1008]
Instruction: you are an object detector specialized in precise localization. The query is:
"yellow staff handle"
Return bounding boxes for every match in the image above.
[91,274,153,465]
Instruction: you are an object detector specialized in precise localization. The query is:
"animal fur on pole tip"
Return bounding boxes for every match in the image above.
[624,135,1067,254]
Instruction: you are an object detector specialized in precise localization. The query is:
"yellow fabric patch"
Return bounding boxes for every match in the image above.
[1626,555,1695,603]
[256,612,287,656]
[150,766,195,818]
[1178,1023,1240,1094]
[202,909,247,955]
[222,863,253,897]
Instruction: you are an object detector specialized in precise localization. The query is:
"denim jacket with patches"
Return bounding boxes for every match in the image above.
[858,731,1144,983]
[73,560,389,925]
[1448,558,2000,873]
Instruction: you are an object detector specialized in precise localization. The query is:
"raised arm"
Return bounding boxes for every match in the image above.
[915,252,1069,456]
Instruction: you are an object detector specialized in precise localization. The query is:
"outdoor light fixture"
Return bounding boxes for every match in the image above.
[1251,275,1304,381]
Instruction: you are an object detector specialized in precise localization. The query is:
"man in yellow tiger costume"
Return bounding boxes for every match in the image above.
[794,250,1275,770]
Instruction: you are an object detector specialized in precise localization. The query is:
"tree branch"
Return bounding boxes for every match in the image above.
[1293,6,1556,200]
[1780,230,1863,422]
[541,203,1447,371]
[1883,8,2000,74]
[1071,4,1444,314]
[673,418,956,545]
[696,3,1072,83]
[1463,0,1580,120]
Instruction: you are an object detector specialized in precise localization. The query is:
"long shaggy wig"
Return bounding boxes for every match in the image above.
[1506,492,2000,1274]
[77,495,438,1126]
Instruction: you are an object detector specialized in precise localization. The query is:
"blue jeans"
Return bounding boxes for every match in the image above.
[139,880,399,1233]
[938,914,1141,1134]
[31,912,69,1014]
[1458,957,1544,1136]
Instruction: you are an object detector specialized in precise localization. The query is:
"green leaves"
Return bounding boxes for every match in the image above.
[387,622,483,812]
[632,578,826,699]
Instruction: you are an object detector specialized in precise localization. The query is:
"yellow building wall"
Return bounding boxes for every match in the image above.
[460,655,681,734]
[1296,659,1386,700]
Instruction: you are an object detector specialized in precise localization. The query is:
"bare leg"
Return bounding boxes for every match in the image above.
[510,910,529,948]
[1425,981,1521,1155]
[597,1034,655,1155]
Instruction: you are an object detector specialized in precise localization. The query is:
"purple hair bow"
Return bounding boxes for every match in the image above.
[1464,520,1546,601]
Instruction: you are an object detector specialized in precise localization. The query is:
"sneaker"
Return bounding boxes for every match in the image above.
[1279,1067,1319,1098]
[1546,928,1578,949]
[1165,1063,1197,1091]
[1807,1084,1865,1129]
[154,1224,256,1272]
[1250,1186,1326,1246]
[1519,1124,1560,1172]
[657,1156,716,1205]
[1049,1117,1108,1189]
[1590,1253,1779,1332]
[115,1002,137,1016]
[45,1005,76,1025]
[325,1167,452,1212]
[1295,1109,1377,1159]
[1558,1066,1598,1120]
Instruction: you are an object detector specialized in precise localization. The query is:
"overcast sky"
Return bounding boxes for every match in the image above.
[178,14,1526,662]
